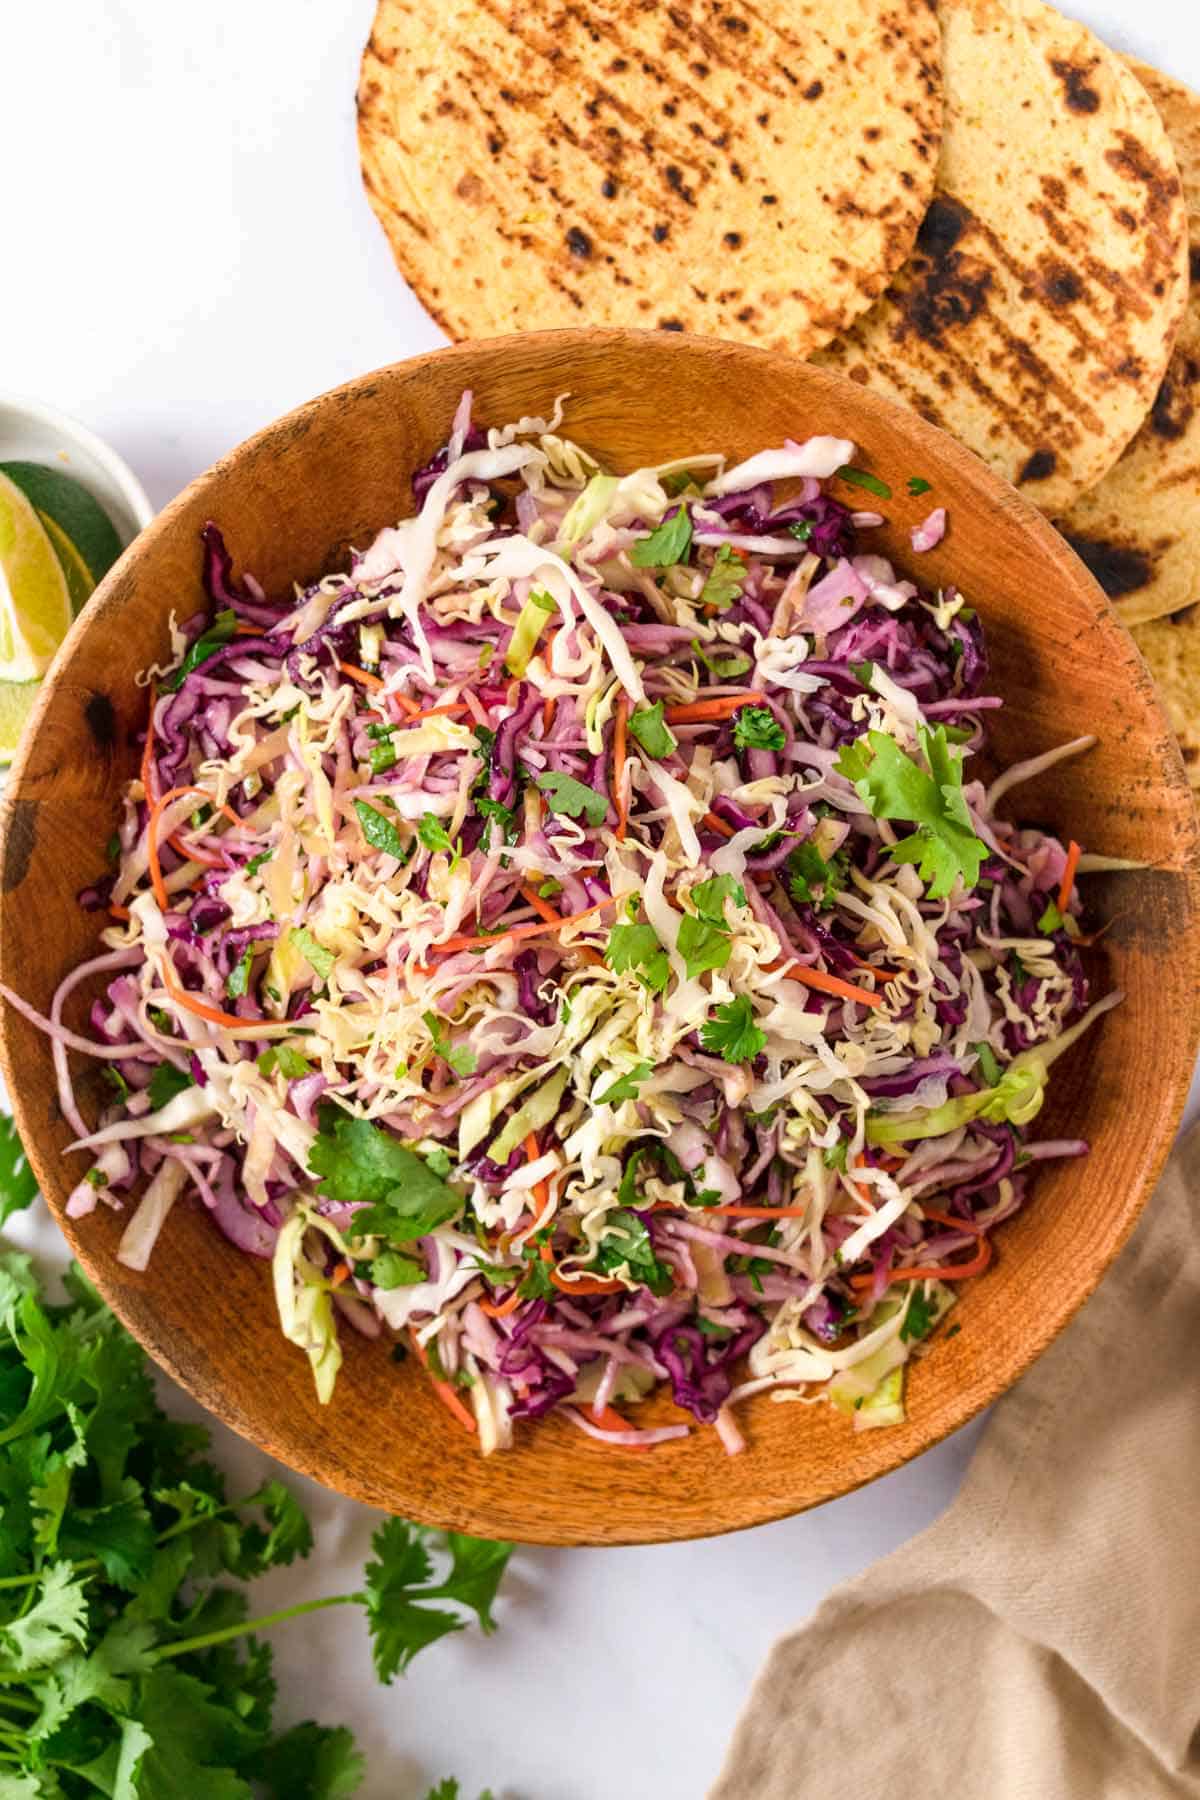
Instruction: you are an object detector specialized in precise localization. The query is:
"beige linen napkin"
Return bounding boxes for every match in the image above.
[711,1128,1200,1800]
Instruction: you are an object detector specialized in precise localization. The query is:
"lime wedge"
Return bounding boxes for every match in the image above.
[0,472,73,681]
[38,511,96,613]
[0,461,122,585]
[0,679,41,765]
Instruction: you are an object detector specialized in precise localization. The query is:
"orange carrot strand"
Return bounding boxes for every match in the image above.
[768,958,885,1011]
[1057,839,1082,914]
[664,692,766,724]
[336,660,384,692]
[408,1330,477,1432]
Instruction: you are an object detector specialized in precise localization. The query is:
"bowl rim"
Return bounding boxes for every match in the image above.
[0,388,155,534]
[3,327,1199,1544]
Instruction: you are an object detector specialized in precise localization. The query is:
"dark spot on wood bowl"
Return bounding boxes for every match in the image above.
[1049,57,1101,113]
[1060,531,1154,596]
[1018,448,1057,483]
[2,799,37,894]
[84,692,117,750]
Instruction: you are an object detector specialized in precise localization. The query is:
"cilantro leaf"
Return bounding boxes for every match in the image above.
[475,795,517,849]
[691,874,746,926]
[244,1479,313,1570]
[690,640,753,679]
[417,813,455,855]
[308,1106,463,1243]
[732,706,785,752]
[834,465,892,500]
[423,1012,477,1078]
[901,1288,937,1342]
[370,1251,426,1289]
[823,1140,849,1171]
[594,1210,673,1295]
[355,799,410,862]
[972,1041,1002,1087]
[2,1562,89,1670]
[907,476,932,496]
[597,1061,653,1104]
[363,1518,513,1681]
[245,1722,365,1800]
[368,740,397,775]
[700,994,766,1064]
[627,701,677,760]
[606,923,669,994]
[787,841,849,908]
[147,1063,193,1113]
[1038,899,1066,934]
[0,1116,38,1225]
[162,610,237,693]
[835,725,985,899]
[699,543,746,610]
[535,770,609,826]
[290,928,335,983]
[630,504,692,568]
[676,915,732,981]
[257,1045,311,1081]
[788,520,813,542]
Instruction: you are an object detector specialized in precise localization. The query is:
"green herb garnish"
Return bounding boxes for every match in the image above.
[834,466,892,500]
[535,770,609,826]
[630,504,693,569]
[627,700,677,759]
[700,994,766,1064]
[835,725,986,900]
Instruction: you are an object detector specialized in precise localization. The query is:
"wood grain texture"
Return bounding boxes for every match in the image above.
[2,331,1197,1546]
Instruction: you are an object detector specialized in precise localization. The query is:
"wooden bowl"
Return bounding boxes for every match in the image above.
[3,331,1198,1545]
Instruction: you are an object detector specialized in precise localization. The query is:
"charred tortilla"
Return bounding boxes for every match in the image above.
[1056,61,1200,625]
[814,0,1189,513]
[357,0,942,353]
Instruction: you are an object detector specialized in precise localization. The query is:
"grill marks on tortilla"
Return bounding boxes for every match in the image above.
[1057,60,1200,626]
[356,0,943,351]
[813,0,1189,513]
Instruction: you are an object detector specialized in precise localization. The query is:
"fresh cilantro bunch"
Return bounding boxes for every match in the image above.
[0,1131,512,1800]
[835,724,986,900]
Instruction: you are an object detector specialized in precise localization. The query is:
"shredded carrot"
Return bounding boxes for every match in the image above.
[851,1235,993,1291]
[524,1132,541,1162]
[1057,839,1082,914]
[108,904,131,922]
[330,1261,352,1289]
[408,1330,477,1432]
[542,695,556,734]
[550,1268,626,1296]
[147,785,242,911]
[432,893,617,954]
[139,701,157,805]
[405,703,471,722]
[612,694,629,842]
[589,1404,650,1447]
[768,958,885,1011]
[160,965,269,1031]
[919,1207,983,1233]
[664,692,766,725]
[519,884,566,926]
[391,692,421,717]
[234,622,262,637]
[704,1204,810,1218]
[702,809,736,839]
[336,660,384,692]
[479,1288,524,1320]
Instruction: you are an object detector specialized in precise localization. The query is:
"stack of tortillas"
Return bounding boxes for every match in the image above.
[356,0,1200,792]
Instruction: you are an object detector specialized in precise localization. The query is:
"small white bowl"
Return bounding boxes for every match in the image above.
[0,391,154,546]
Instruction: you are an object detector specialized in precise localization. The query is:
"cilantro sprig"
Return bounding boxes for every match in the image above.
[535,770,609,826]
[0,1232,513,1800]
[700,993,766,1064]
[835,724,986,900]
[630,504,693,569]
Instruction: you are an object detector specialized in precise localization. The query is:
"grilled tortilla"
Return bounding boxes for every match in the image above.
[1131,604,1200,794]
[1056,61,1200,625]
[356,0,942,354]
[814,0,1189,514]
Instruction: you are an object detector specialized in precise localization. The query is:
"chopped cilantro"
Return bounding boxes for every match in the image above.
[246,848,273,875]
[257,1045,312,1080]
[423,1012,477,1079]
[834,465,892,500]
[700,994,766,1064]
[699,543,746,610]
[662,469,701,496]
[148,1062,193,1111]
[690,639,753,678]
[1038,899,1066,934]
[627,700,677,759]
[595,1209,673,1294]
[356,799,410,862]
[835,725,986,899]
[907,476,932,496]
[309,1104,463,1241]
[161,607,237,692]
[369,740,398,775]
[677,915,732,981]
[691,873,746,925]
[535,770,609,826]
[787,520,814,543]
[291,927,335,982]
[972,1041,1002,1087]
[823,1141,849,1171]
[370,1250,427,1289]
[630,504,693,569]
[733,706,785,752]
[606,922,670,993]
[901,1288,937,1342]
[787,840,849,908]
[597,1061,653,1105]
[417,813,456,855]
[226,947,255,1000]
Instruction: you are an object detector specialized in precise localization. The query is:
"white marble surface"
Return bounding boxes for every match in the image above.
[3,4,1199,1795]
